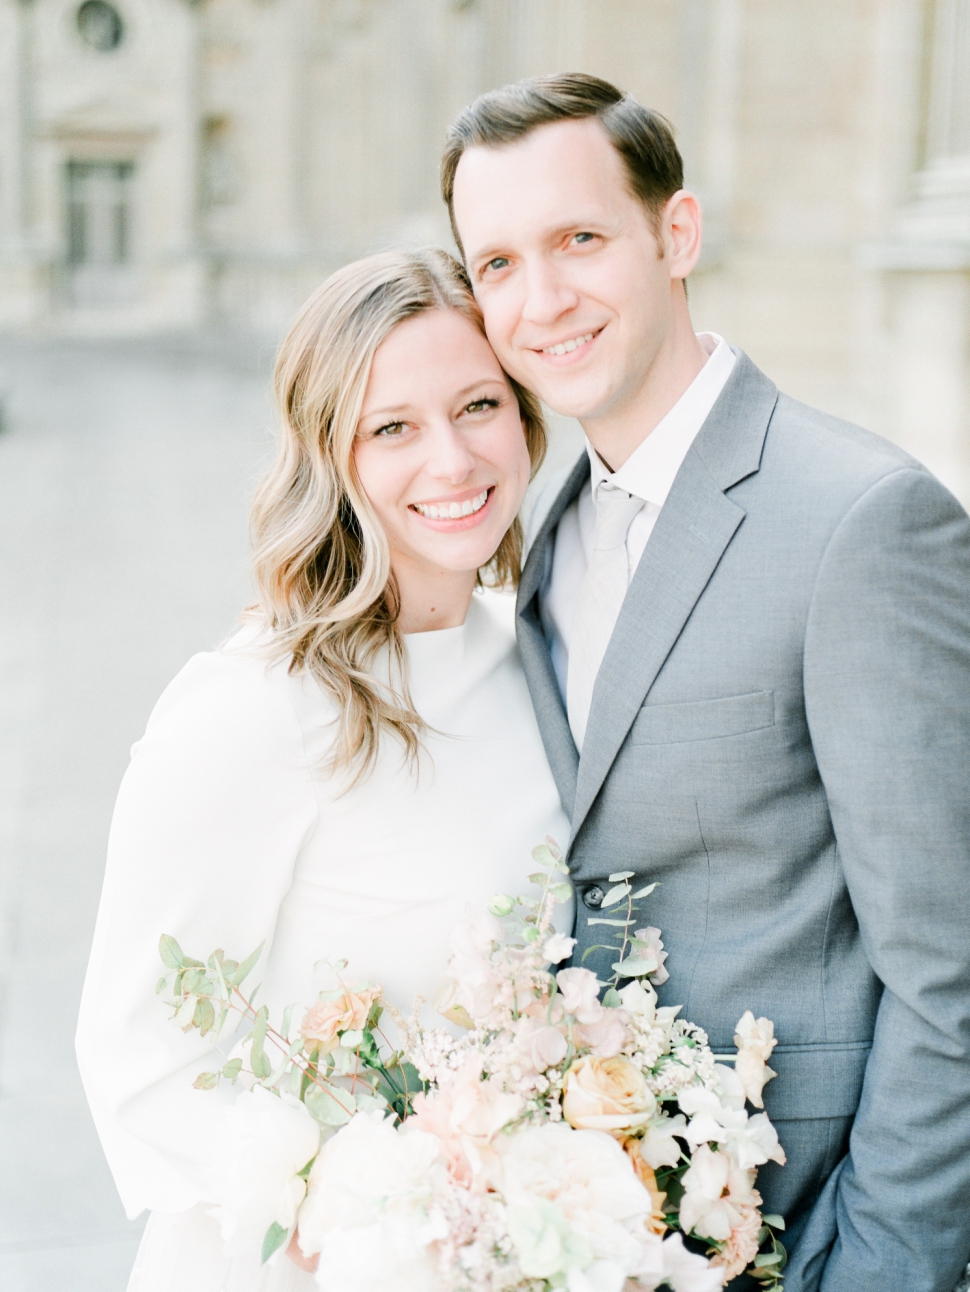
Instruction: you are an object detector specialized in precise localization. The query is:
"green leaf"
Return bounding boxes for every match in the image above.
[253,1005,269,1048]
[487,893,515,917]
[601,883,632,908]
[612,957,658,976]
[632,883,658,900]
[222,1058,243,1081]
[527,872,549,886]
[608,871,634,882]
[261,1221,289,1264]
[305,1083,354,1126]
[754,1253,783,1268]
[193,1071,219,1090]
[587,917,633,927]
[531,843,554,866]
[251,1048,271,1080]
[761,1215,785,1230]
[182,968,205,994]
[548,883,573,902]
[194,997,216,1036]
[207,949,225,971]
[155,976,169,995]
[159,934,185,970]
[522,926,539,943]
[280,1003,294,1041]
[232,942,265,988]
[602,987,621,1007]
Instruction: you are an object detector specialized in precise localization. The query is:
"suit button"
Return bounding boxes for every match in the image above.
[582,884,605,910]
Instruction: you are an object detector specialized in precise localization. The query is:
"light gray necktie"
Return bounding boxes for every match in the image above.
[567,484,645,750]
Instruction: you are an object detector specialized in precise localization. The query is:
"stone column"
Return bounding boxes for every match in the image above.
[867,0,970,506]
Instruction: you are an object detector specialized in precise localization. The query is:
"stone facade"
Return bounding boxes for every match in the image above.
[1,0,968,501]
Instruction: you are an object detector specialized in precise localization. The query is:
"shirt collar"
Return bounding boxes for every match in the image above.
[585,332,736,507]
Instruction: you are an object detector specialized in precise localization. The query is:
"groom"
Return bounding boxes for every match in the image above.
[442,74,970,1291]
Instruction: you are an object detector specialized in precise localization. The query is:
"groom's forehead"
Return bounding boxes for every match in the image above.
[451,120,629,244]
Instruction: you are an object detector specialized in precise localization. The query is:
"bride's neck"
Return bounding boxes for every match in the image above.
[391,558,478,634]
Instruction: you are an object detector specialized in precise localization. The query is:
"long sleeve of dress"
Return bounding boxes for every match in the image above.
[75,647,320,1220]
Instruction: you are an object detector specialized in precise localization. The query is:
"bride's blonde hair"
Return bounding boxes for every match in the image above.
[248,247,546,779]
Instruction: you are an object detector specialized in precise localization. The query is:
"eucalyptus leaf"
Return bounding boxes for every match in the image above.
[632,883,658,900]
[261,1222,289,1265]
[193,1071,219,1090]
[155,976,168,996]
[232,942,264,988]
[222,1058,243,1081]
[601,883,632,908]
[251,1047,272,1080]
[531,844,554,866]
[253,1005,269,1048]
[194,998,216,1035]
[611,957,658,976]
[602,987,622,1007]
[280,1003,294,1042]
[548,883,573,901]
[754,1253,783,1268]
[761,1215,785,1230]
[305,1083,354,1126]
[586,917,633,927]
[608,871,634,882]
[158,934,184,970]
[207,950,224,971]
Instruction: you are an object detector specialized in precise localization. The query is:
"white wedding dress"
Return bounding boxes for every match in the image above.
[75,590,570,1292]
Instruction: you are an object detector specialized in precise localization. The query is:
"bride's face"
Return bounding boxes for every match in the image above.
[354,309,532,582]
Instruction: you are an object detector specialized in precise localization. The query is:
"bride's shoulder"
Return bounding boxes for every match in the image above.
[142,623,332,760]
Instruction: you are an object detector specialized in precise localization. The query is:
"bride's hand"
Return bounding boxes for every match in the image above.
[286,1229,319,1274]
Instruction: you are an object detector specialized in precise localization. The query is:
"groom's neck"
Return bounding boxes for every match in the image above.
[581,294,707,473]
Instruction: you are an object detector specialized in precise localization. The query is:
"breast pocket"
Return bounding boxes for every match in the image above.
[629,690,775,745]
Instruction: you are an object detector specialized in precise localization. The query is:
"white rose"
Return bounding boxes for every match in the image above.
[498,1122,653,1276]
[299,1111,447,1261]
[205,1086,320,1249]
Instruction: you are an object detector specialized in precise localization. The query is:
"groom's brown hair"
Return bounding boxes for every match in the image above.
[441,73,684,255]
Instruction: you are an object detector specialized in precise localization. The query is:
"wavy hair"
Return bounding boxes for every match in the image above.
[248,247,546,781]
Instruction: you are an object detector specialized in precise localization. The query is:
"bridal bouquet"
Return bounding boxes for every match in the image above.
[157,841,787,1291]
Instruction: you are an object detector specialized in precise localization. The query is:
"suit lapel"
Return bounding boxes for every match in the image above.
[515,453,589,815]
[571,352,779,837]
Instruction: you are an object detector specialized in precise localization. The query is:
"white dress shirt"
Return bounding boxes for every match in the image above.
[542,332,736,700]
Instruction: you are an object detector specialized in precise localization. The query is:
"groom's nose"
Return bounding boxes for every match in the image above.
[519,258,579,329]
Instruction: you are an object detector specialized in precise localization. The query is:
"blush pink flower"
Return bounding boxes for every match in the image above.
[300,985,381,1052]
[409,1060,524,1185]
[710,1204,763,1281]
[555,968,604,1024]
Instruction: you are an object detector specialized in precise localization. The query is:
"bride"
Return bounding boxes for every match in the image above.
[75,247,570,1291]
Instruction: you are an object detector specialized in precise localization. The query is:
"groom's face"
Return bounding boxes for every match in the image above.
[452,118,678,424]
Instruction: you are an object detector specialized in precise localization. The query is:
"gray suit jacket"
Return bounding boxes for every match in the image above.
[516,352,970,1292]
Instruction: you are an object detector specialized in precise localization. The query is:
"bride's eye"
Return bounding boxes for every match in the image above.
[464,397,500,415]
[374,421,407,438]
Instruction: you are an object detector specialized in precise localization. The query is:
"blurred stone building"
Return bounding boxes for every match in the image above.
[1,0,968,501]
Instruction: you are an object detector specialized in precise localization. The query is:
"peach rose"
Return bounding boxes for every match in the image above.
[562,1054,656,1133]
[300,985,381,1051]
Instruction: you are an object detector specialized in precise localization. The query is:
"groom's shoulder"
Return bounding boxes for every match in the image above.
[761,388,932,506]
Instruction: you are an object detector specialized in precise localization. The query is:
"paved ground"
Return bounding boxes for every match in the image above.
[0,332,276,1291]
[0,331,584,1292]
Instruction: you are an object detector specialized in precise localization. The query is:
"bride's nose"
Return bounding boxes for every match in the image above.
[424,420,477,483]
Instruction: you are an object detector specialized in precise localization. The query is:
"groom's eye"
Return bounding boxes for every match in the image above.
[484,256,510,274]
[572,232,595,245]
